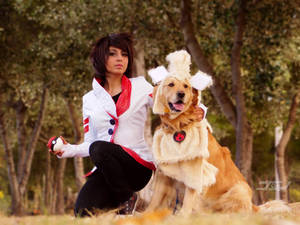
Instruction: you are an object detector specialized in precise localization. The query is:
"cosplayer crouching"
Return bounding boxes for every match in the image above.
[47,33,155,217]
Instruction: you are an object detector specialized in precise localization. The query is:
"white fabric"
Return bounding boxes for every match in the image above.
[153,120,209,164]
[148,66,169,84]
[190,71,213,91]
[148,50,213,92]
[60,76,154,163]
[152,119,218,193]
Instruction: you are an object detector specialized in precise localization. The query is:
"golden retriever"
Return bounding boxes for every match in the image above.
[146,76,256,214]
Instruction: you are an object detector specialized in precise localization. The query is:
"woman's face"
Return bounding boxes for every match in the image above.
[105,46,129,76]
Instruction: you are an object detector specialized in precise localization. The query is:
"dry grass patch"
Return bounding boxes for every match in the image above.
[0,210,299,225]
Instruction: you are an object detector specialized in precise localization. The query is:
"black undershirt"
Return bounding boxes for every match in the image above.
[112,92,121,104]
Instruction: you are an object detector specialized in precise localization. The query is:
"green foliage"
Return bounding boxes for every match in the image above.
[290,189,300,202]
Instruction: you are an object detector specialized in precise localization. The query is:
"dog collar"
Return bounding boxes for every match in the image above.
[173,131,186,143]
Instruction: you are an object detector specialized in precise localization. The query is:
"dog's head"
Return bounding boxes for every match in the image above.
[149,50,213,119]
[153,76,196,118]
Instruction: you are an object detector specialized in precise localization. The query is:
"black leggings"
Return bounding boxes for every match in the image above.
[74,141,153,216]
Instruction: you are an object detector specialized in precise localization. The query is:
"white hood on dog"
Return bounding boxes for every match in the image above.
[148,50,213,115]
[148,50,213,90]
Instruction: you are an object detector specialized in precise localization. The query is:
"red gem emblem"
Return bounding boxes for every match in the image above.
[173,131,186,143]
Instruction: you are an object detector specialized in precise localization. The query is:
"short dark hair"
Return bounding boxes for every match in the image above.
[90,33,134,81]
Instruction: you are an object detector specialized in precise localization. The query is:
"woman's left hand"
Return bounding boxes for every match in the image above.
[194,106,204,121]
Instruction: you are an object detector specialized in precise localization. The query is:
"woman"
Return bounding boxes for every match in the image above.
[49,33,155,216]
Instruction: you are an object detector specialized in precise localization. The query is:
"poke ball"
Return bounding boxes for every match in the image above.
[47,136,64,152]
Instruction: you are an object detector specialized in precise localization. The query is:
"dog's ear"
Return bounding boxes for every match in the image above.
[153,84,167,115]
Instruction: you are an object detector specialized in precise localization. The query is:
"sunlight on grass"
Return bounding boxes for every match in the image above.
[0,210,299,225]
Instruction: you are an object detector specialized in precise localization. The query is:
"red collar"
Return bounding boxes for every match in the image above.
[95,76,131,117]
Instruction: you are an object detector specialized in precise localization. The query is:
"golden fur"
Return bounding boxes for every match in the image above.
[147,76,255,214]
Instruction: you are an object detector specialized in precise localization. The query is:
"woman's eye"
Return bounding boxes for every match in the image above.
[122,53,128,57]
[168,83,174,87]
[109,52,115,56]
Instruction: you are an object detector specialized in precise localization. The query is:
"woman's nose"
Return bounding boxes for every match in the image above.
[116,53,123,61]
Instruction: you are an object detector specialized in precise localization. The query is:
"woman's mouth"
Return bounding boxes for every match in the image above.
[115,64,123,68]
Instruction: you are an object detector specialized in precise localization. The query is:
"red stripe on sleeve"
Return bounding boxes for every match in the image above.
[84,125,89,133]
[84,117,89,125]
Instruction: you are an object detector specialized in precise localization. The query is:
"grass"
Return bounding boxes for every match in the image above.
[0,210,299,225]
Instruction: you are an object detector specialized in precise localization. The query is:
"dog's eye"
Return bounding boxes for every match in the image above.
[168,83,174,87]
[184,84,188,88]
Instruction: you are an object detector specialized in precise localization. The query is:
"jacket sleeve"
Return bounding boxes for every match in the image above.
[58,96,95,158]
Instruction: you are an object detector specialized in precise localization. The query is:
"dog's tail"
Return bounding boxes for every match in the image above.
[255,200,291,214]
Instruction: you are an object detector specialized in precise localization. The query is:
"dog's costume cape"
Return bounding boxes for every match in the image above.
[149,50,218,194]
[153,120,218,193]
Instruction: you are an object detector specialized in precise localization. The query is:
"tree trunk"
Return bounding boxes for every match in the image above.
[180,0,237,128]
[275,90,300,201]
[274,125,283,200]
[0,112,23,215]
[55,158,67,214]
[19,87,49,196]
[180,0,253,182]
[65,100,85,191]
[133,40,153,148]
[133,41,146,77]
[230,0,252,181]
[15,100,27,181]
[44,148,52,210]
[0,86,48,215]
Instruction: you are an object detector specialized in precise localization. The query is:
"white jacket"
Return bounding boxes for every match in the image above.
[60,76,155,168]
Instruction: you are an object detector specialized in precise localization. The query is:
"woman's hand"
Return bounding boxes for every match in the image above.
[47,136,68,157]
[194,106,204,122]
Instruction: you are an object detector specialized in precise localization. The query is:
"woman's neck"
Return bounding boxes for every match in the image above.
[103,74,123,96]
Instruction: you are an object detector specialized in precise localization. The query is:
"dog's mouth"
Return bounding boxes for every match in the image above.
[168,100,185,112]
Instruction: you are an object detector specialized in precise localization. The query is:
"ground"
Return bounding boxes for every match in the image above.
[0,210,299,225]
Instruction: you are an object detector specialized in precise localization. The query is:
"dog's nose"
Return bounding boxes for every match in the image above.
[177,92,185,99]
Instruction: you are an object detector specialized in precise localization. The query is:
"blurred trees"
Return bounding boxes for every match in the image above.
[178,0,299,199]
[0,0,299,215]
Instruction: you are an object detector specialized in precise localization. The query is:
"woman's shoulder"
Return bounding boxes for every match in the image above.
[130,76,153,89]
[82,90,96,106]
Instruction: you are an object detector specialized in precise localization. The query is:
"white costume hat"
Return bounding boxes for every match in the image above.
[148,50,213,91]
[149,50,213,115]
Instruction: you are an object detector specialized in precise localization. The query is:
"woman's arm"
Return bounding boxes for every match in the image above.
[49,97,96,158]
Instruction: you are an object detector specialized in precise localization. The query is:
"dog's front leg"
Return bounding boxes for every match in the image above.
[145,170,176,212]
[179,187,199,215]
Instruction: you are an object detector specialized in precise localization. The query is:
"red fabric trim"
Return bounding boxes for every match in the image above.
[95,75,131,117]
[84,171,93,177]
[116,76,131,117]
[106,113,155,171]
[84,125,89,133]
[84,167,97,177]
[83,117,89,125]
[121,146,156,170]
[95,77,102,85]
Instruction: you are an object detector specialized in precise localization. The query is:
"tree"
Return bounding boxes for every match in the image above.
[180,0,253,181]
[178,0,299,186]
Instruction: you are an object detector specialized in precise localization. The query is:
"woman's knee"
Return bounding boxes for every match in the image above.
[89,141,112,163]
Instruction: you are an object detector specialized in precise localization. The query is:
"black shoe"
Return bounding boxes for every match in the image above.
[117,193,138,215]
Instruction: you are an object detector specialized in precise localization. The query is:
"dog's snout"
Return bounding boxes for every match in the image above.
[177,92,185,99]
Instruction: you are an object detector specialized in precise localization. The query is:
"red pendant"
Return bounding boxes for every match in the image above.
[173,131,186,143]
